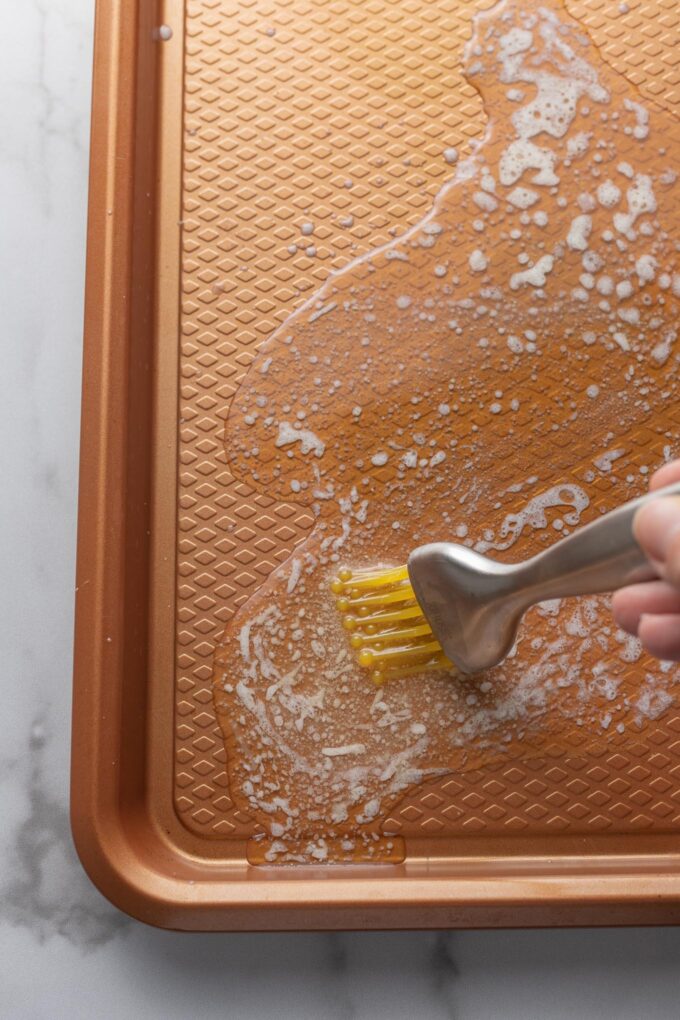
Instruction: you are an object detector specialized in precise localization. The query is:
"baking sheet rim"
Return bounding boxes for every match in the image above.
[71,0,680,929]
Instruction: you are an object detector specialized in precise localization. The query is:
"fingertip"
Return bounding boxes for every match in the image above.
[633,496,680,565]
[638,613,680,662]
[611,588,641,635]
[611,580,680,636]
[649,460,680,490]
[611,587,648,632]
[667,536,680,590]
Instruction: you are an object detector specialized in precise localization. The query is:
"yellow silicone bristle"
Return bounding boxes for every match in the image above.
[349,621,433,648]
[369,622,434,646]
[371,653,452,683]
[342,584,416,611]
[358,647,376,668]
[330,563,452,684]
[342,564,410,590]
[360,639,443,667]
[357,603,425,627]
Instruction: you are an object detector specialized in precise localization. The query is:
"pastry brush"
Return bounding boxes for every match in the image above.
[331,481,680,684]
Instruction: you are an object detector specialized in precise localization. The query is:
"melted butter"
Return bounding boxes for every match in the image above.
[212,0,680,864]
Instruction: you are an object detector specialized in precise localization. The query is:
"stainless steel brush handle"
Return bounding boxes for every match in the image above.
[408,480,680,674]
[516,480,680,603]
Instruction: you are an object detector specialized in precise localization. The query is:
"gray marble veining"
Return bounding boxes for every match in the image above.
[1,718,130,950]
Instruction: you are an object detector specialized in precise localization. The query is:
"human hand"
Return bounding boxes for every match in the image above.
[612,460,680,661]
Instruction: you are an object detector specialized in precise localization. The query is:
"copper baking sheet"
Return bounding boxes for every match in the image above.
[72,0,680,929]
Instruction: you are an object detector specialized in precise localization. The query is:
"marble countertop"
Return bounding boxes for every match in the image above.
[2,1,680,1016]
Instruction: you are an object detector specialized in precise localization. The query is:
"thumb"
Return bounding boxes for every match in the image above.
[634,495,680,586]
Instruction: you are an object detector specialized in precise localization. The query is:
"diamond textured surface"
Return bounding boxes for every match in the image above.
[175,0,680,841]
